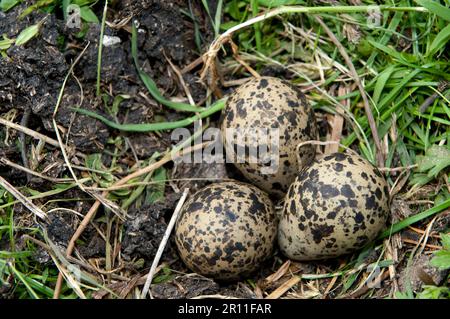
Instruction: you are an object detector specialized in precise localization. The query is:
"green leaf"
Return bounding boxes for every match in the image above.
[220,20,239,31]
[410,173,434,186]
[73,0,97,6]
[85,153,114,187]
[111,94,130,116]
[152,267,174,283]
[429,250,450,270]
[18,0,54,19]
[0,35,15,50]
[417,144,450,178]
[415,0,450,22]
[368,40,417,63]
[226,0,241,20]
[373,65,396,105]
[214,0,223,36]
[427,24,450,56]
[62,0,70,19]
[429,233,450,270]
[80,6,99,23]
[439,233,450,250]
[0,0,20,12]
[15,24,40,46]
[342,271,360,293]
[200,0,211,18]
[395,291,414,299]
[378,198,450,239]
[417,285,450,299]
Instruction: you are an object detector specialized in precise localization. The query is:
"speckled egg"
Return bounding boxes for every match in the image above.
[220,77,318,198]
[278,152,390,261]
[174,181,277,280]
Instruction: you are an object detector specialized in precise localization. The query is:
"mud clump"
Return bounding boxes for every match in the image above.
[121,193,181,266]
[0,29,68,117]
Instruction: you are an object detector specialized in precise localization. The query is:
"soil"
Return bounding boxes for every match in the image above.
[121,192,182,266]
[0,0,448,300]
[398,254,449,293]
[0,0,231,299]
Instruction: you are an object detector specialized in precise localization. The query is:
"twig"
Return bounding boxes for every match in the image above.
[322,275,338,298]
[164,52,196,106]
[52,42,90,193]
[65,72,84,146]
[314,16,384,167]
[265,276,301,299]
[0,117,60,148]
[325,86,348,154]
[264,260,291,284]
[408,226,440,238]
[0,157,74,183]
[0,176,47,220]
[181,56,204,74]
[200,5,427,82]
[419,81,449,113]
[140,188,189,299]
[19,109,32,181]
[96,0,108,96]
[378,164,418,172]
[230,40,260,78]
[347,270,390,299]
[402,238,442,250]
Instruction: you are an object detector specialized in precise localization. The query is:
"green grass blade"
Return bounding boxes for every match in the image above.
[214,0,223,37]
[378,69,421,111]
[15,24,40,45]
[70,99,225,132]
[373,65,396,105]
[0,181,87,210]
[415,0,450,22]
[80,6,99,23]
[138,72,205,113]
[8,263,40,299]
[427,23,450,57]
[0,0,21,12]
[131,22,205,113]
[365,10,403,68]
[62,0,70,20]
[96,0,108,96]
[251,0,262,51]
[201,0,214,30]
[378,198,450,239]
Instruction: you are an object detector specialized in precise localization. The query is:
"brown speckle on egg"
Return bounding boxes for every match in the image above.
[278,152,390,261]
[220,77,318,198]
[175,181,277,281]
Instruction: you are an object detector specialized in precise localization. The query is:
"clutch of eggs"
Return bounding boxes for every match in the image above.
[220,76,318,198]
[278,152,390,261]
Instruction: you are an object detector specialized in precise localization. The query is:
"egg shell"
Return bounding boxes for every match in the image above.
[278,152,390,261]
[175,181,277,281]
[220,76,318,198]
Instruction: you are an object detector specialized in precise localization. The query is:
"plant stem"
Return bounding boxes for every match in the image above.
[251,0,262,52]
[96,0,108,97]
[70,99,226,132]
